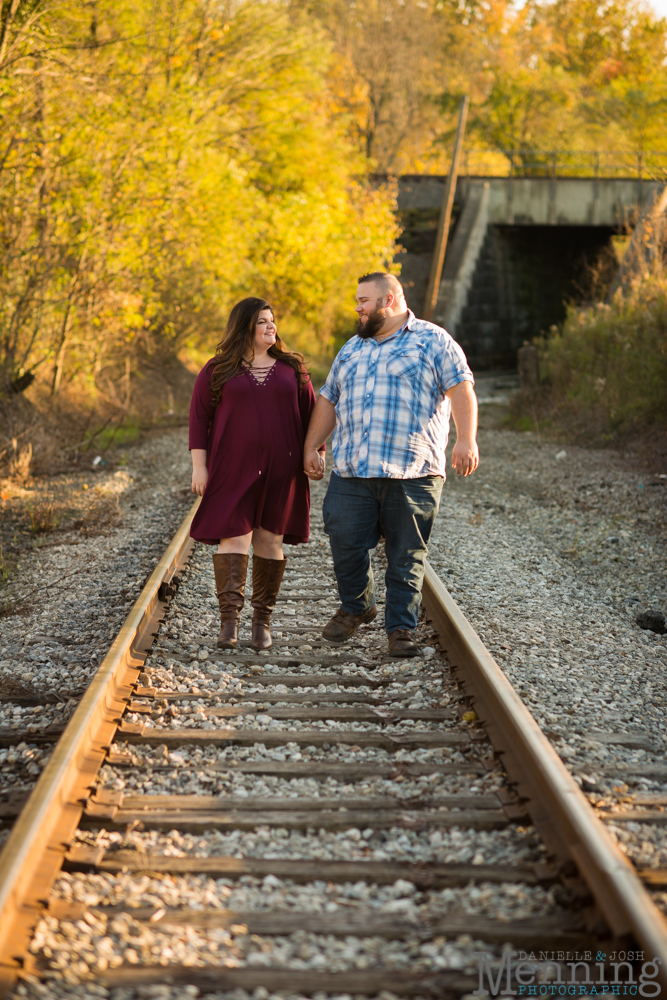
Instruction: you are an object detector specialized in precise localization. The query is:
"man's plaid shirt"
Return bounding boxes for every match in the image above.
[320,310,473,480]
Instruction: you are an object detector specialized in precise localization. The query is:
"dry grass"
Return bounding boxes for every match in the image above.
[1,351,194,485]
[0,543,14,587]
[72,492,122,535]
[0,394,86,480]
[26,500,58,535]
[8,440,33,485]
[540,276,667,429]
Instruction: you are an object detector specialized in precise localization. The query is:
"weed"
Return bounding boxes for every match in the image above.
[508,415,535,433]
[93,420,141,452]
[0,544,15,585]
[73,493,122,535]
[27,501,58,535]
[9,439,32,485]
[509,270,667,445]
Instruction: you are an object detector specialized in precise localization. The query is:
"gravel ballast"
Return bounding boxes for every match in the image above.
[3,414,666,998]
[431,420,667,869]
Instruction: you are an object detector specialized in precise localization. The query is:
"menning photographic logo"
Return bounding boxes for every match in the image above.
[473,950,662,997]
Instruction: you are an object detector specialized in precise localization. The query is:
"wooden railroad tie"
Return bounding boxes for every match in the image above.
[63,844,558,886]
[47,898,592,949]
[117,725,482,750]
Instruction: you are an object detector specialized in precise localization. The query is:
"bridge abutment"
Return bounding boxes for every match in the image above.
[394,173,660,369]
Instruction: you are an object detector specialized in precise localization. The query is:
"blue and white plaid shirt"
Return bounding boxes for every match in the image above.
[320,310,473,480]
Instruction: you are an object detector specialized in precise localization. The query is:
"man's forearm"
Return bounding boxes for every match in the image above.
[304,396,337,452]
[448,380,479,476]
[450,381,478,442]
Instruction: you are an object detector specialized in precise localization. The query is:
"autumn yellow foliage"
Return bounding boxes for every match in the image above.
[2,0,667,429]
[0,0,398,411]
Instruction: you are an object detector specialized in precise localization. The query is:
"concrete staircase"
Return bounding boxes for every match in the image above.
[432,182,489,336]
[455,228,504,369]
[429,180,516,369]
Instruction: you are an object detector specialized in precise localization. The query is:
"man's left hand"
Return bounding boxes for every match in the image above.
[452,439,479,477]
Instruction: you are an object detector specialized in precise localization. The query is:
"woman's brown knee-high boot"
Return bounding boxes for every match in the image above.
[251,555,287,650]
[212,553,248,648]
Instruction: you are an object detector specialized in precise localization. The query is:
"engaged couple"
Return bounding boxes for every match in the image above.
[188,272,479,656]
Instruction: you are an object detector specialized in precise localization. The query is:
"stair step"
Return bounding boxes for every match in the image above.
[462,304,497,322]
[466,290,497,306]
[459,321,500,337]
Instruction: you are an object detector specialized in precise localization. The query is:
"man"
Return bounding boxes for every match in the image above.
[303,271,478,656]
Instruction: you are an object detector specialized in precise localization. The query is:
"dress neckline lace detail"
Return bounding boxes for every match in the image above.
[242,360,276,385]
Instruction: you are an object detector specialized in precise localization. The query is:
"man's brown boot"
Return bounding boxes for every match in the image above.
[323,605,377,643]
[387,628,419,657]
[212,552,248,649]
[251,555,287,651]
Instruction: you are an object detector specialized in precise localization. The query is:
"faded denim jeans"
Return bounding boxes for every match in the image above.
[322,472,443,633]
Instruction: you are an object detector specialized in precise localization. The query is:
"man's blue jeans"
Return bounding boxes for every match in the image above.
[322,473,444,633]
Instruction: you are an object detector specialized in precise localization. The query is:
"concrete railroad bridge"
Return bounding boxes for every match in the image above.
[395,174,664,369]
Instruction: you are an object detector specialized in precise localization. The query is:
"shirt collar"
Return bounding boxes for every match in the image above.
[371,309,415,346]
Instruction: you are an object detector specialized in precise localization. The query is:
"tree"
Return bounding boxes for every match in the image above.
[292,0,469,173]
[0,0,398,408]
[466,0,667,167]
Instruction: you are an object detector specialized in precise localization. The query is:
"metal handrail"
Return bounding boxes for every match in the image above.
[463,148,667,180]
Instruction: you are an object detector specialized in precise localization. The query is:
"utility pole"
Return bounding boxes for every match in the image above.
[422,95,469,321]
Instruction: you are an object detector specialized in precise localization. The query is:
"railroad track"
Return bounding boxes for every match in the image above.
[0,477,666,999]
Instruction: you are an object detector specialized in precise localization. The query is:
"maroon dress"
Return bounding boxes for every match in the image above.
[189,358,317,545]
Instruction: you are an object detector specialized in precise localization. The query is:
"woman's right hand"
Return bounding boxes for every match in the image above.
[303,448,325,480]
[192,466,209,496]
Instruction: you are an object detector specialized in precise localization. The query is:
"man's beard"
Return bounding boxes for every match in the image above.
[356,306,386,340]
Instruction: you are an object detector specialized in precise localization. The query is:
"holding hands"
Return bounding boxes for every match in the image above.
[303,396,335,481]
[304,448,326,480]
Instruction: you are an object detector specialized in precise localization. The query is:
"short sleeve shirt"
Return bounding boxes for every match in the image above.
[320,309,473,479]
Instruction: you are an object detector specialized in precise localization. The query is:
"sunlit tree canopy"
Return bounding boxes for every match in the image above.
[1,0,666,410]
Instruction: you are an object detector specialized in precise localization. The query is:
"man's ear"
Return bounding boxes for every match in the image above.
[385,294,395,310]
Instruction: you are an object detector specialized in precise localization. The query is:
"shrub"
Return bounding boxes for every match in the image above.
[537,273,667,430]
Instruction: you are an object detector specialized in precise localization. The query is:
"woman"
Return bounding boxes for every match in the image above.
[189,297,323,651]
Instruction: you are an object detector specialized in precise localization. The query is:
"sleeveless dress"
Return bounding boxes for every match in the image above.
[188,358,317,545]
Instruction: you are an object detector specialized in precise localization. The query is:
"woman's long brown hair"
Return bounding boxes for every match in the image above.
[208,297,309,405]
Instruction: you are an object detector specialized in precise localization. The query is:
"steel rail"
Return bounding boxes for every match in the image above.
[0,499,200,994]
[422,561,667,982]
[0,506,665,992]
